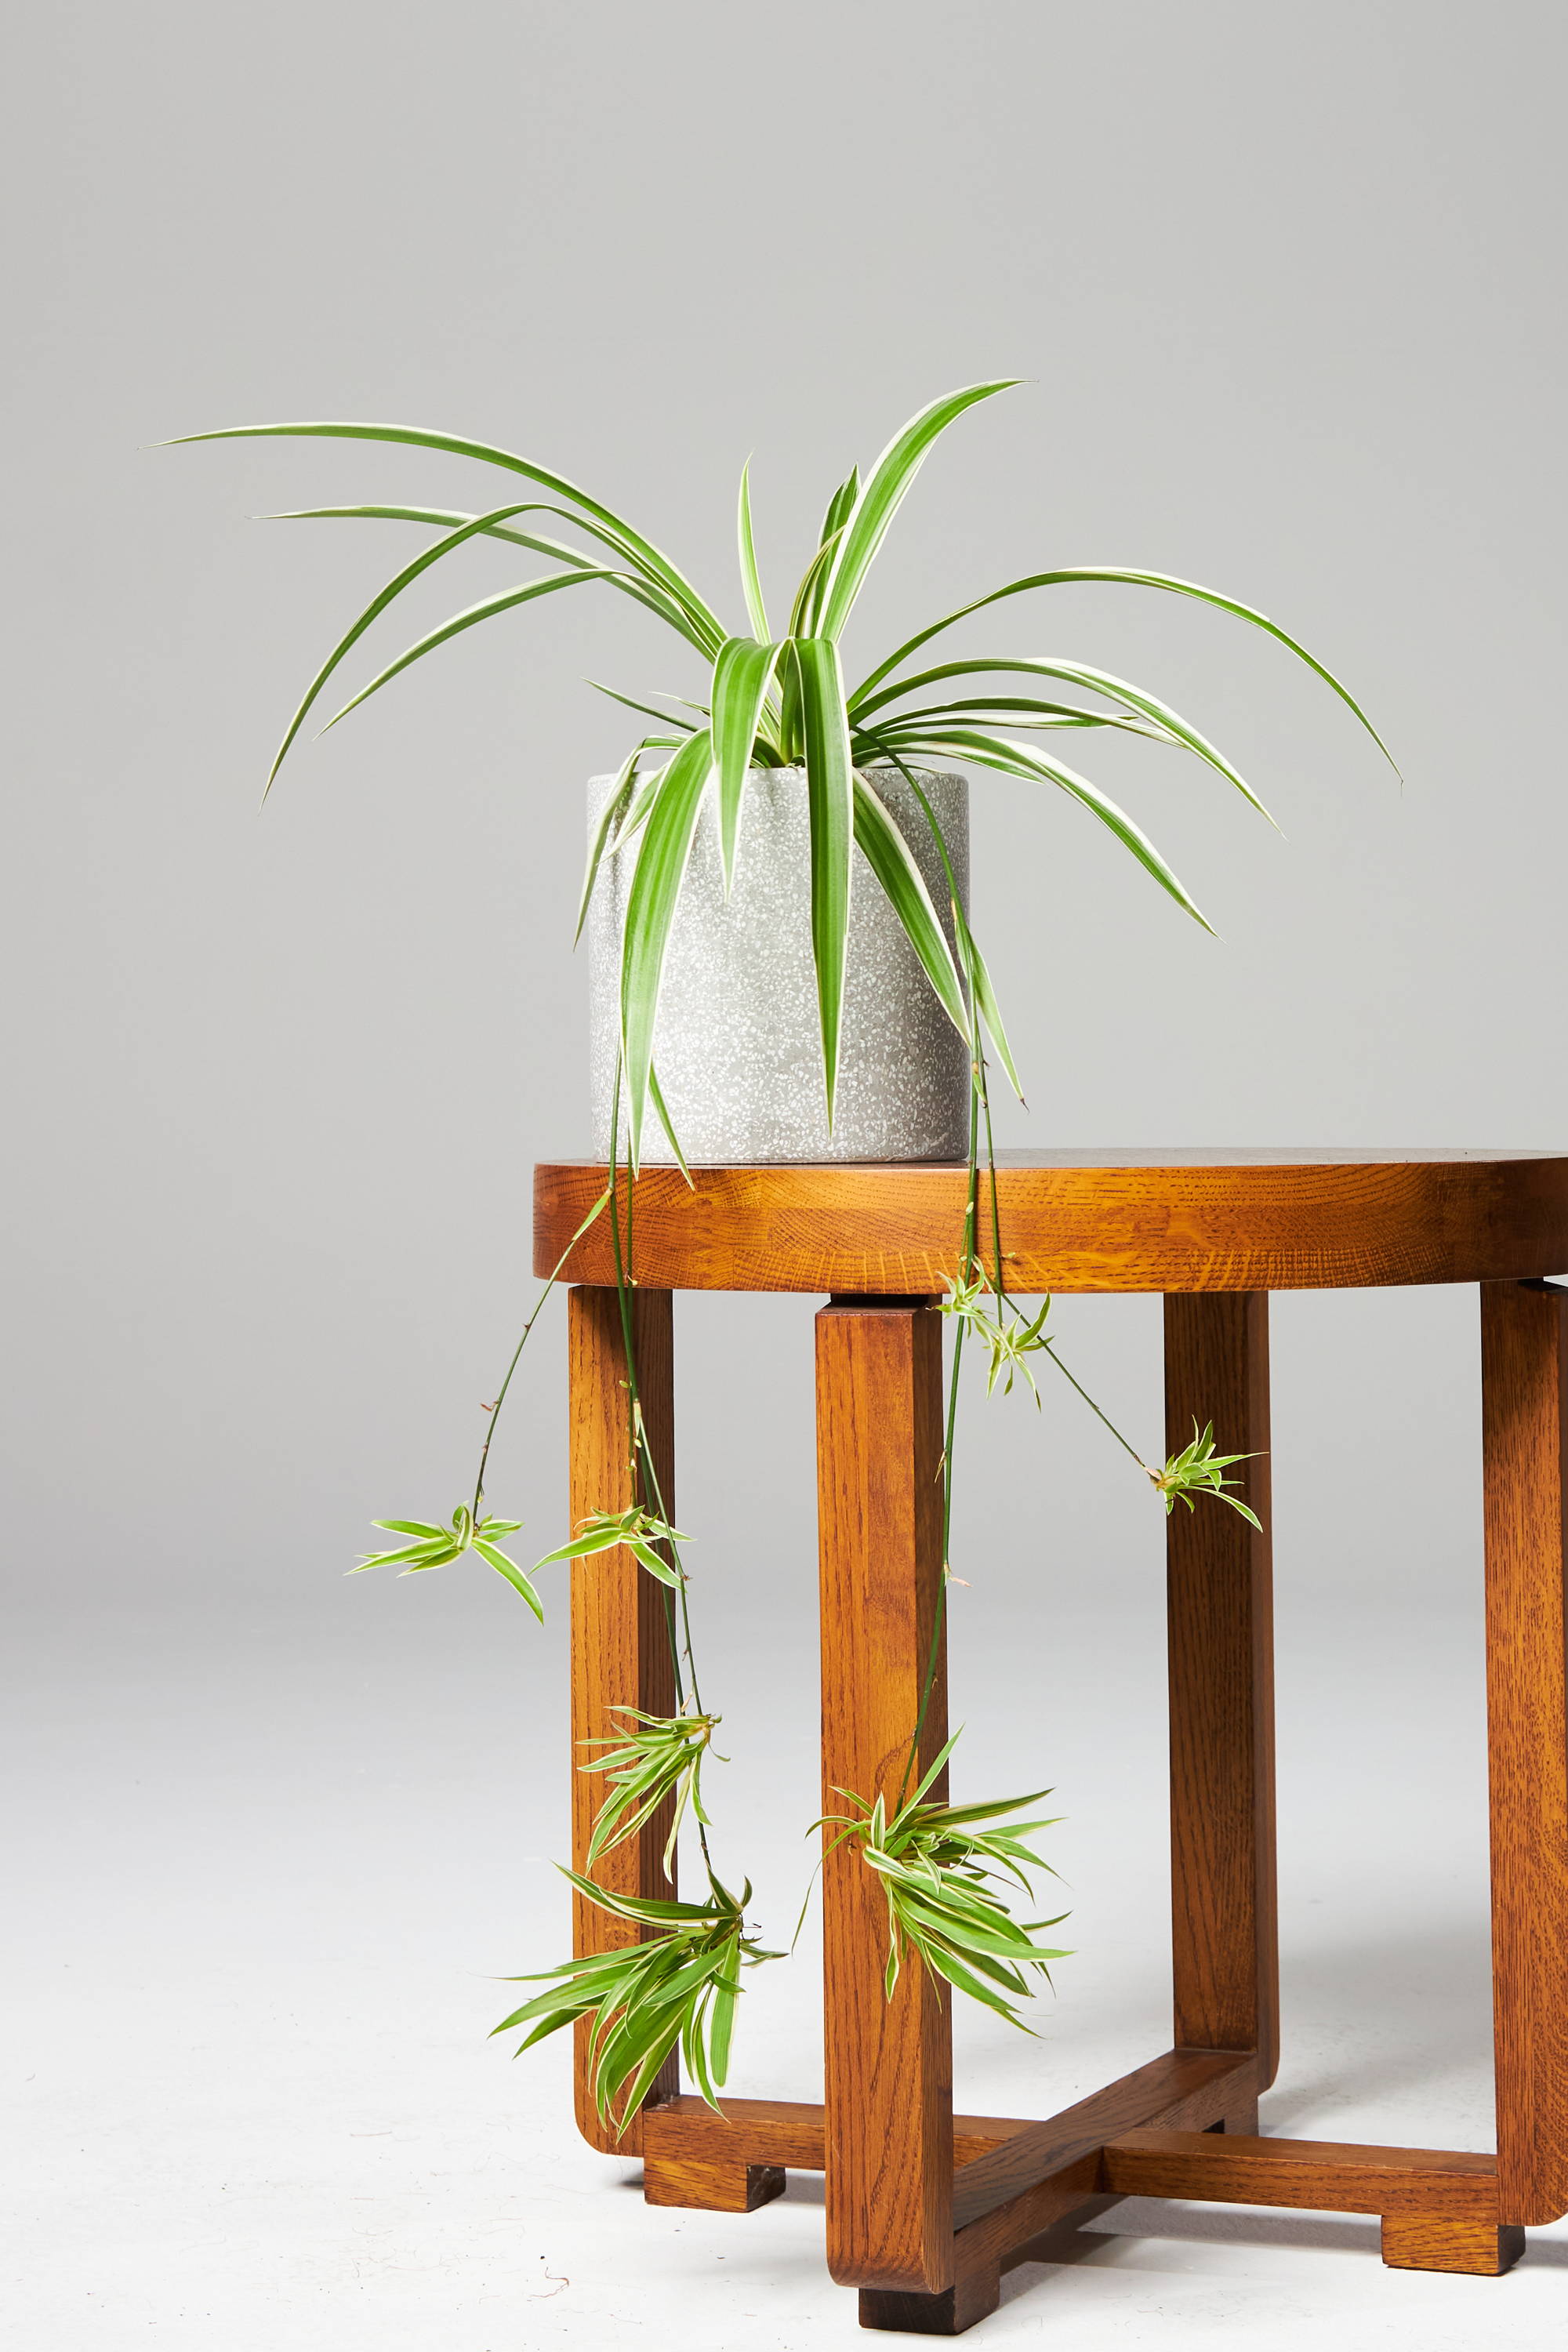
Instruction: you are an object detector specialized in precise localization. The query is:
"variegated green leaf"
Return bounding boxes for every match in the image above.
[849,570,1397,773]
[710,637,784,891]
[850,775,969,1039]
[575,746,642,946]
[585,681,702,731]
[736,460,769,642]
[890,726,1213,931]
[961,916,1023,1102]
[317,568,626,734]
[266,501,707,648]
[618,728,715,1164]
[862,655,1275,823]
[162,419,726,652]
[818,464,859,547]
[815,383,1018,640]
[260,501,555,791]
[793,640,855,1123]
[786,530,844,641]
[471,1540,545,1618]
[647,1062,693,1184]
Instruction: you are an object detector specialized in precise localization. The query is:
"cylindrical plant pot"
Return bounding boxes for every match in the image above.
[587,765,971,1164]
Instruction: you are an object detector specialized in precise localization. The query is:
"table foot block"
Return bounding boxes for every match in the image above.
[643,2154,786,2213]
[859,2265,1000,2335]
[1381,2216,1524,2276]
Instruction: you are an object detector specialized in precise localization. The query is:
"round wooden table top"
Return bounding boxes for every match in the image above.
[532,1148,1568,1297]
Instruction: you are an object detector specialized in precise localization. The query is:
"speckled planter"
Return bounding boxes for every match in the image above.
[587,765,970,1164]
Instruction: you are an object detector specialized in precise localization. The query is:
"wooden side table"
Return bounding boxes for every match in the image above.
[533,1149,1568,2333]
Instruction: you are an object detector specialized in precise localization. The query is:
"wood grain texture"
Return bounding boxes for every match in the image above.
[924,2054,1256,2329]
[1483,1278,1568,2225]
[639,2094,1038,2176]
[1381,2216,1525,2275]
[1165,1294,1279,2087]
[642,2152,785,2212]
[817,1298,952,2294]
[542,1186,1568,2317]
[535,1149,1568,1298]
[1101,2130,1497,2217]
[568,1286,678,2155]
[950,2049,1255,2249]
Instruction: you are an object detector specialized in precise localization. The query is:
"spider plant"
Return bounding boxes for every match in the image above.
[1153,1421,1261,1526]
[354,1504,540,1611]
[531,1506,688,1589]
[579,1706,720,1880]
[817,1729,1069,2027]
[492,1869,778,2127]
[180,387,1378,2135]
[941,1276,1261,1525]
[167,381,1392,1164]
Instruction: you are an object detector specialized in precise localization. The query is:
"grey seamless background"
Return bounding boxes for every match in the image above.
[6,4,1568,2346]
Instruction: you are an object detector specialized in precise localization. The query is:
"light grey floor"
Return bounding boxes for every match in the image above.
[13,1554,1568,2350]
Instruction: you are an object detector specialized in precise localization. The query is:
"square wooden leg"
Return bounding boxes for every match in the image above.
[817,1297,953,2298]
[1483,1277,1568,2232]
[1381,2216,1525,2275]
[1164,1294,1278,2085]
[567,1284,679,2155]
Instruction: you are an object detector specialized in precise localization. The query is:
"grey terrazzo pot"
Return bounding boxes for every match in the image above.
[587,765,971,1164]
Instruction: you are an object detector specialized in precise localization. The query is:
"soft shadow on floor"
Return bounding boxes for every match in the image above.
[1026,2201,1381,2268]
[997,2202,1568,2312]
[1268,1917,1494,2119]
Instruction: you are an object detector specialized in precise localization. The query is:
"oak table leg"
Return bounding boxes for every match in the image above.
[1481,1278,1568,2257]
[568,1285,681,2160]
[815,1297,972,2327]
[1163,1292,1278,2132]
